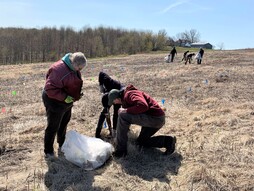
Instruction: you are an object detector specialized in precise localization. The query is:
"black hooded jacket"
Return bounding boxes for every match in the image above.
[99,72,123,93]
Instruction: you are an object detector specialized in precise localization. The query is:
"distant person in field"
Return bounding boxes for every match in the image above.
[108,85,176,158]
[42,52,87,158]
[96,71,125,138]
[182,50,189,61]
[196,48,204,64]
[169,46,177,62]
[185,53,195,65]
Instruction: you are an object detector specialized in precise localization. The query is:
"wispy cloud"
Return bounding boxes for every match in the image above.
[159,0,212,14]
[160,0,189,14]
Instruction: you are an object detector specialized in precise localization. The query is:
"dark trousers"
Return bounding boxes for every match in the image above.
[171,54,175,62]
[42,91,73,154]
[185,58,192,65]
[116,112,174,152]
[137,127,173,148]
[96,104,121,137]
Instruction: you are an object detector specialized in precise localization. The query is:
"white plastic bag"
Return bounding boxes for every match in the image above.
[61,130,114,170]
[195,53,201,60]
[164,55,170,63]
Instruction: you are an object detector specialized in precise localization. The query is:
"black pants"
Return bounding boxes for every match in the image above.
[116,113,174,151]
[42,91,73,154]
[137,127,174,148]
[171,54,175,62]
[96,104,121,137]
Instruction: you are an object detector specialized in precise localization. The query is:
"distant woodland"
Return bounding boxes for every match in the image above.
[0,27,173,65]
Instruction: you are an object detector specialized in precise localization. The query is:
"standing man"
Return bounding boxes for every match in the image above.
[42,52,87,157]
[108,85,176,158]
[197,48,204,64]
[96,72,124,138]
[169,46,177,62]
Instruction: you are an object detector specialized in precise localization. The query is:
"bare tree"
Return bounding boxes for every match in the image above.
[216,42,225,50]
[176,29,200,43]
[188,29,200,43]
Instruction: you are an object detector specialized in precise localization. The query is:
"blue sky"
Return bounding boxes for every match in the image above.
[0,0,253,50]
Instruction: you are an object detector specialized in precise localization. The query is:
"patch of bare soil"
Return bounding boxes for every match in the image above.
[0,49,254,190]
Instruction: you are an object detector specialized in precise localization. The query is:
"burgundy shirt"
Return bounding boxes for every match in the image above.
[122,85,165,116]
[44,60,83,102]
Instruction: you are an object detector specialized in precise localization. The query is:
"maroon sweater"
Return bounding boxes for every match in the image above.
[122,85,165,116]
[44,60,83,102]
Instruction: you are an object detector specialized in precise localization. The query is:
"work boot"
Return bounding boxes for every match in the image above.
[165,136,176,155]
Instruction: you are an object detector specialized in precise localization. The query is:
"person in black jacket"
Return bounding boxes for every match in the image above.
[185,53,195,65]
[169,47,177,62]
[96,72,124,138]
[197,48,204,64]
[182,50,189,61]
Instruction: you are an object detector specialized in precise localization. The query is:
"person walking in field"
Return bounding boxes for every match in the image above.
[42,52,87,157]
[182,50,189,61]
[196,48,204,64]
[96,71,125,138]
[108,85,176,158]
[169,47,177,62]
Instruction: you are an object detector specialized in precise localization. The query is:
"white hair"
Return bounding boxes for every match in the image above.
[69,52,87,67]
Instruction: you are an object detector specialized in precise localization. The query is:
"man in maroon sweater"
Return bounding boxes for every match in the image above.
[42,52,87,157]
[108,85,176,157]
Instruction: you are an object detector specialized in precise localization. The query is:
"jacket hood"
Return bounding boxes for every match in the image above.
[62,53,75,71]
[125,84,137,91]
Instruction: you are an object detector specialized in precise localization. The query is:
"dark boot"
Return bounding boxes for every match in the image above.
[138,135,176,155]
[164,136,176,155]
[139,135,168,148]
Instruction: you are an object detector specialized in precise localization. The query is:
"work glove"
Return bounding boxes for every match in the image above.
[64,96,74,103]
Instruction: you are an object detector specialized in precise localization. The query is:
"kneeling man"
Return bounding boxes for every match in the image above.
[108,85,176,158]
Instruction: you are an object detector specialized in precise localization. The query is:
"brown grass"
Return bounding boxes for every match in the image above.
[0,49,254,191]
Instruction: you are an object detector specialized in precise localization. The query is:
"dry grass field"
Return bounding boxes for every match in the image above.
[0,49,254,191]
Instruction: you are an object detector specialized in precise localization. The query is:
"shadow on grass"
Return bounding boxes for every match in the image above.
[44,154,108,191]
[114,145,183,184]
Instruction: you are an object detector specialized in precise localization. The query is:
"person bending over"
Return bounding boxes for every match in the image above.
[96,72,124,138]
[185,53,195,65]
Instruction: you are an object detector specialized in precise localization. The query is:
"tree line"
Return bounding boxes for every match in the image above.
[0,27,200,65]
[0,27,172,65]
